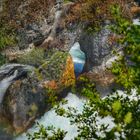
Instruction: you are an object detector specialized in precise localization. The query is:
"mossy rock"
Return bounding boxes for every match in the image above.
[36,51,75,91]
[2,51,75,133]
[17,48,45,67]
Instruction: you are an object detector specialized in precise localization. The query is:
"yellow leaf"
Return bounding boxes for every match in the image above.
[124,112,132,124]
[112,100,121,112]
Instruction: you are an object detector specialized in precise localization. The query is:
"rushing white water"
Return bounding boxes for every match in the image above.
[15,93,86,140]
[133,19,140,25]
[0,64,34,104]
[0,70,18,103]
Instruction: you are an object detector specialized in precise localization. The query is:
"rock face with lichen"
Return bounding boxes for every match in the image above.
[79,28,120,71]
[2,51,75,134]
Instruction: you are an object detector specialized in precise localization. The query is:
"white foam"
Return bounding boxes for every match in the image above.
[15,93,86,140]
[0,70,18,103]
[133,19,140,25]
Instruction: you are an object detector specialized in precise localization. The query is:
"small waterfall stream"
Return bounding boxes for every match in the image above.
[0,70,18,103]
[133,19,140,25]
[0,64,34,104]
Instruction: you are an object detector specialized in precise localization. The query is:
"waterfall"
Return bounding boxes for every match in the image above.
[0,70,18,103]
[0,64,34,104]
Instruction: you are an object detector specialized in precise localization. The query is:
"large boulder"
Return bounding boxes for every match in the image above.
[38,51,75,91]
[2,51,75,134]
[2,78,46,134]
[79,28,119,71]
[79,28,123,95]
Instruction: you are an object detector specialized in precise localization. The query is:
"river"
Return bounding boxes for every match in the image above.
[15,93,86,140]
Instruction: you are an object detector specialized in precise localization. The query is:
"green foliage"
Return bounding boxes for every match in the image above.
[27,122,67,140]
[112,100,121,113]
[72,75,99,100]
[0,53,6,66]
[79,0,131,32]
[55,90,140,140]
[39,51,68,81]
[46,89,58,107]
[18,48,45,67]
[124,112,132,124]
[110,5,140,91]
[0,23,16,50]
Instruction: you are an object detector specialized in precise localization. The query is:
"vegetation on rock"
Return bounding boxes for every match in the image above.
[18,48,45,66]
[37,51,75,92]
[66,0,132,31]
[0,23,16,65]
[1,0,55,28]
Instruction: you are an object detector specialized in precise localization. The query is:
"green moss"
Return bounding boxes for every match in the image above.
[64,0,72,3]
[0,23,16,50]
[39,51,68,81]
[0,22,16,66]
[0,54,6,66]
[28,103,38,117]
[18,48,45,66]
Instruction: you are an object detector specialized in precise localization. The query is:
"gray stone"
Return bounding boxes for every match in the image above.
[79,28,119,71]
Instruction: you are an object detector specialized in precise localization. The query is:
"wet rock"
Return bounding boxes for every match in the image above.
[3,79,46,134]
[11,0,55,50]
[135,0,140,6]
[17,25,45,49]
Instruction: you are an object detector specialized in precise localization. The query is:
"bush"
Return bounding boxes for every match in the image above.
[27,123,67,140]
